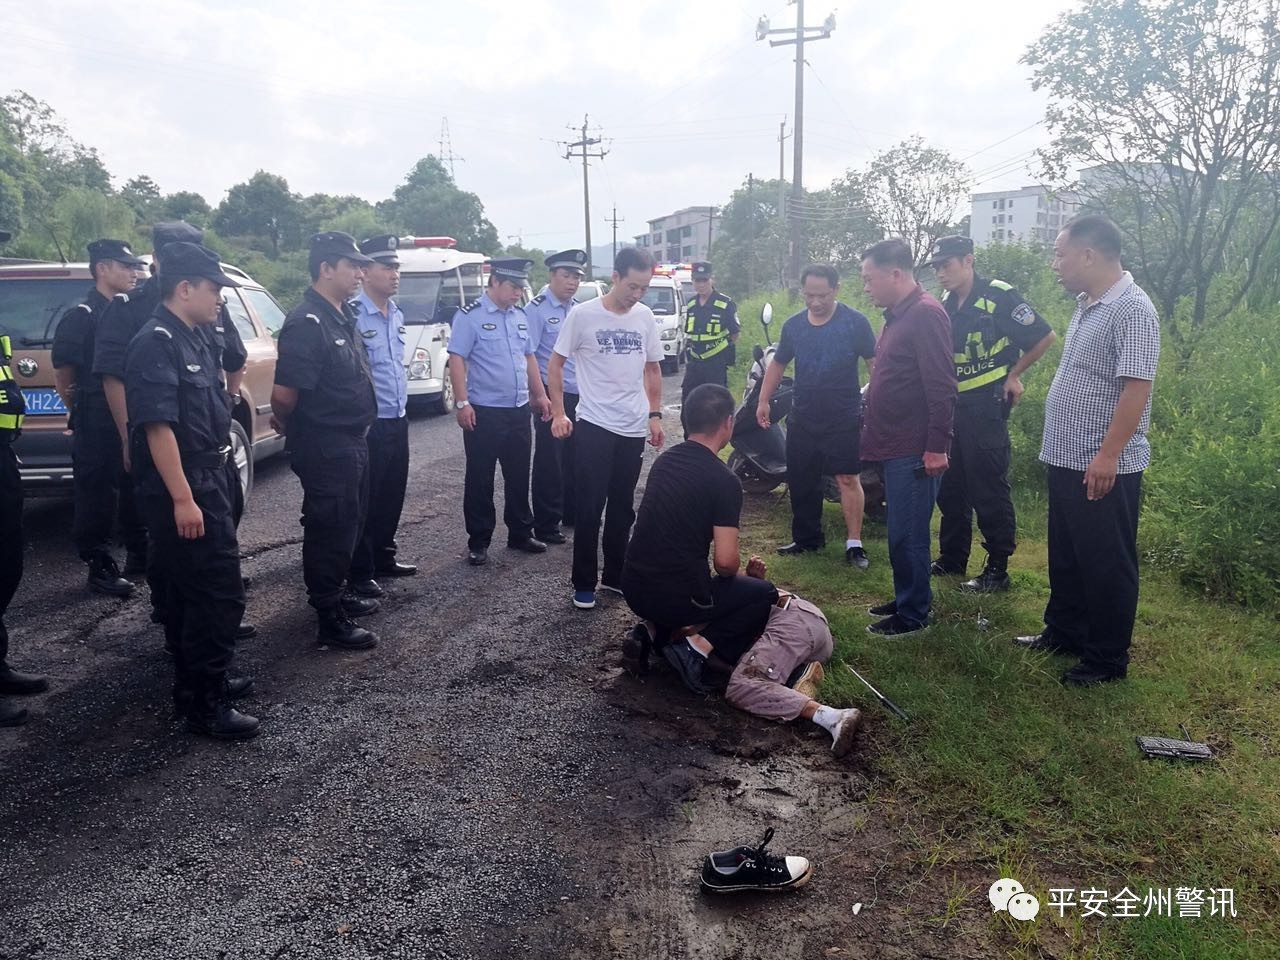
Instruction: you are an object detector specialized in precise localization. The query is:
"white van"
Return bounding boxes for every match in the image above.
[641,272,686,375]
[394,236,485,413]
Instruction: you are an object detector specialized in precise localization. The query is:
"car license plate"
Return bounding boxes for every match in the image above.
[21,388,67,416]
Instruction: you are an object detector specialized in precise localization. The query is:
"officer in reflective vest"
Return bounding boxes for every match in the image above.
[0,329,51,727]
[681,261,740,407]
[927,236,1057,592]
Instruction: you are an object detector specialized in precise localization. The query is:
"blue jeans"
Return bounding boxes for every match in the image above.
[882,455,941,626]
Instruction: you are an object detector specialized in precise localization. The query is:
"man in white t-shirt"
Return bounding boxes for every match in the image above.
[548,248,665,610]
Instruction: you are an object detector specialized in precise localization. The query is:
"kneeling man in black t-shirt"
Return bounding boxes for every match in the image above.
[622,384,780,689]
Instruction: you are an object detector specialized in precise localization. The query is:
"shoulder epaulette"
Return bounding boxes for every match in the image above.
[76,303,92,313]
[988,279,1014,292]
[305,313,320,324]
[459,300,481,314]
[713,298,730,309]
[570,297,579,305]
[152,326,173,339]
[530,293,547,306]
[114,292,130,302]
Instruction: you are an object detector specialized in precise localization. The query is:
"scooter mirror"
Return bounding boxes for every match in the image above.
[752,344,764,362]
[762,303,773,327]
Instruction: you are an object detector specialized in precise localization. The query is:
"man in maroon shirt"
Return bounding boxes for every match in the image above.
[859,239,956,636]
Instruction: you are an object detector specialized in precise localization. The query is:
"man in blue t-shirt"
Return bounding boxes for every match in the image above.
[756,263,878,568]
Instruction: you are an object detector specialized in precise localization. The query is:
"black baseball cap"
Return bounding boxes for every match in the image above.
[310,231,375,265]
[87,238,146,267]
[158,241,240,287]
[153,220,203,253]
[926,235,975,265]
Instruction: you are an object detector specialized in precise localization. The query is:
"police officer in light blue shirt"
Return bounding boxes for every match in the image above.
[448,258,552,565]
[526,249,587,544]
[347,234,417,596]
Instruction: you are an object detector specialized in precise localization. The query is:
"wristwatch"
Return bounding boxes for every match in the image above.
[648,411,663,419]
[457,400,470,409]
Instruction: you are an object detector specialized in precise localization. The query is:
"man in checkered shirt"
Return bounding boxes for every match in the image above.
[1015,215,1160,686]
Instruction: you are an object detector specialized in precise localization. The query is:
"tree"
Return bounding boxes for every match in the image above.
[864,136,971,268]
[297,193,379,243]
[801,170,881,274]
[377,156,499,253]
[122,175,162,219]
[1025,0,1280,337]
[502,243,550,291]
[214,171,301,257]
[158,190,211,227]
[712,176,791,296]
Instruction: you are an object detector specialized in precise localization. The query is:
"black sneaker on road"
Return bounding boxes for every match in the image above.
[701,827,813,894]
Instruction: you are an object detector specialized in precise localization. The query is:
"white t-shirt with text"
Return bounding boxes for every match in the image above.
[553,297,663,437]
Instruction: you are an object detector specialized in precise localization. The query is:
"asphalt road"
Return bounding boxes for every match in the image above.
[0,372,899,960]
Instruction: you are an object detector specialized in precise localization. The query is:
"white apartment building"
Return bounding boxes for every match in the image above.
[970,185,1082,248]
[633,206,718,264]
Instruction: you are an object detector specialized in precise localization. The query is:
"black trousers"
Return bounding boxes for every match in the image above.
[785,418,860,549]
[936,398,1016,567]
[680,361,730,438]
[532,390,578,536]
[71,402,146,562]
[349,416,410,580]
[463,404,533,550]
[572,419,644,592]
[138,465,245,699]
[290,433,370,611]
[623,574,779,664]
[0,445,22,665]
[1043,466,1142,673]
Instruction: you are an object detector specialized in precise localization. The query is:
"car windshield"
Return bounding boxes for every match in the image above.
[396,268,476,325]
[680,281,694,302]
[0,276,89,345]
[641,285,676,315]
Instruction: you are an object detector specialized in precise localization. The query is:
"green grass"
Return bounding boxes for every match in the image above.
[738,494,1280,959]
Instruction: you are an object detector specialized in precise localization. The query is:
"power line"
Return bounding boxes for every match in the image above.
[561,115,609,277]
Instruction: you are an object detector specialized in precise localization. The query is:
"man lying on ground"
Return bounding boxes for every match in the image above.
[621,383,862,757]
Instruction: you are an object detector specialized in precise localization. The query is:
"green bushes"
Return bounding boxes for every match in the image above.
[726,267,1280,611]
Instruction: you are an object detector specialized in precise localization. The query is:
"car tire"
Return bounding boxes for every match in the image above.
[431,367,456,415]
[229,418,253,505]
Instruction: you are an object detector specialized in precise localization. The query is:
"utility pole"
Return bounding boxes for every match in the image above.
[605,205,624,264]
[777,117,790,234]
[747,173,756,295]
[757,5,836,290]
[563,115,608,277]
[706,207,718,259]
[438,117,462,178]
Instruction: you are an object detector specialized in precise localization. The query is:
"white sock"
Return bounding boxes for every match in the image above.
[812,705,841,736]
[846,539,862,550]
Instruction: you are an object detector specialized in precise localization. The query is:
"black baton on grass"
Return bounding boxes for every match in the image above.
[843,663,910,722]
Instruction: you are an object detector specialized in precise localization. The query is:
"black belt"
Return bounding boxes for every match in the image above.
[183,445,232,470]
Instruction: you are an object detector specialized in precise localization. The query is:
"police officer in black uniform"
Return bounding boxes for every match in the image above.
[51,239,147,597]
[681,261,739,399]
[0,320,49,727]
[94,221,254,637]
[271,232,379,649]
[124,242,257,740]
[927,235,1057,592]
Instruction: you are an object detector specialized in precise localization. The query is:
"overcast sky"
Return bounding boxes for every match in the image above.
[1,0,1078,252]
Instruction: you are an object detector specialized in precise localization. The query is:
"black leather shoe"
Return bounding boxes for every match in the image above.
[0,700,29,727]
[375,561,417,577]
[237,622,258,641]
[224,676,254,699]
[123,549,148,577]
[340,595,380,617]
[468,547,488,566]
[317,610,379,650]
[846,546,870,569]
[930,558,966,576]
[622,623,652,677]
[0,665,49,696]
[87,557,135,597]
[1013,631,1076,655]
[536,530,568,545]
[185,702,260,740]
[1061,663,1127,687]
[777,542,821,556]
[347,578,385,599]
[960,565,1011,593]
[507,537,548,554]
